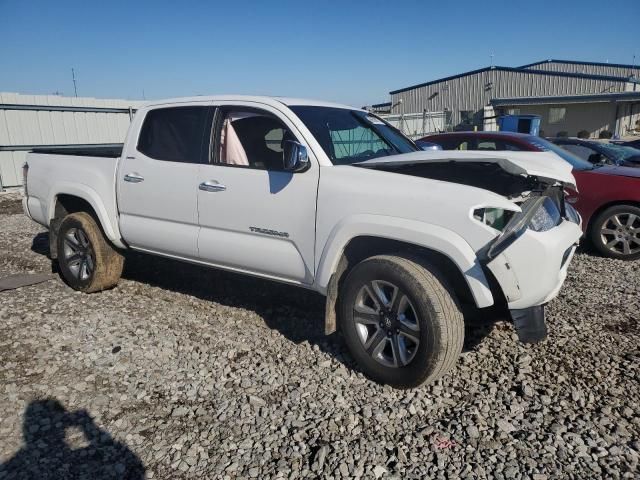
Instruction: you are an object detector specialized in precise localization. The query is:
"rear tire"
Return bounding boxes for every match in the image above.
[56,212,124,292]
[338,254,464,388]
[589,205,640,261]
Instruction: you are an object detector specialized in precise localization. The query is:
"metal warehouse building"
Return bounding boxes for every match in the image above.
[0,93,143,189]
[382,59,640,138]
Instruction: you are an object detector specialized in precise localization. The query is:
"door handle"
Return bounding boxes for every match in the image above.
[124,173,144,183]
[199,180,226,192]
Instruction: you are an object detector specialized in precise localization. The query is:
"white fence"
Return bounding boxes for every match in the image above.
[379,111,447,140]
[0,93,143,189]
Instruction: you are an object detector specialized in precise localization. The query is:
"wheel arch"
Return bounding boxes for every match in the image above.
[320,229,494,335]
[586,200,640,234]
[48,188,124,257]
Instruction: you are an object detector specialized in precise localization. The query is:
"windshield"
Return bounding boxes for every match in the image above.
[596,143,640,162]
[289,106,417,165]
[529,137,594,170]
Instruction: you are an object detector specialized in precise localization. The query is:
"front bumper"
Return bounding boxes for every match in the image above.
[486,219,582,310]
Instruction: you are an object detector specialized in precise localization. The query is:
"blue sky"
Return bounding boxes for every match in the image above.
[1,0,638,107]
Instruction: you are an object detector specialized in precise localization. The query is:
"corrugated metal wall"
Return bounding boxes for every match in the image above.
[524,61,640,79]
[494,102,618,138]
[0,93,143,188]
[390,69,630,128]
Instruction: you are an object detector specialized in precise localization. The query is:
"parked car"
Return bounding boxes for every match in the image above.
[549,138,640,168]
[23,96,582,388]
[421,132,640,260]
[612,138,640,149]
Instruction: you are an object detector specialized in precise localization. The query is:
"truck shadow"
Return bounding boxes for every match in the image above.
[30,232,502,371]
[0,398,145,479]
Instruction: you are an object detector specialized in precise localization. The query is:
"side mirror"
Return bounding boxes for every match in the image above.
[283,140,310,172]
[415,140,443,151]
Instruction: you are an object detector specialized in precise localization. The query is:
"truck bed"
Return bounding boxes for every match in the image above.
[24,151,122,244]
[30,144,123,158]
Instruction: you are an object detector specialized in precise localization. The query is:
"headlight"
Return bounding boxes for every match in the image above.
[528,197,561,232]
[486,196,559,260]
[565,203,580,224]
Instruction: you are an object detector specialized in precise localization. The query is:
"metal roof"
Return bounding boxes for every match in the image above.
[518,59,640,71]
[142,95,358,111]
[388,65,632,95]
[491,91,640,106]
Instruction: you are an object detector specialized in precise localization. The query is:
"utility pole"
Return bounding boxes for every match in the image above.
[71,68,78,97]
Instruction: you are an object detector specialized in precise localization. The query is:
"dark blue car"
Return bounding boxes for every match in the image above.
[549,138,640,168]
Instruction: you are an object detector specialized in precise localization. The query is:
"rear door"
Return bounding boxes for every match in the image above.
[117,104,209,259]
[196,102,319,284]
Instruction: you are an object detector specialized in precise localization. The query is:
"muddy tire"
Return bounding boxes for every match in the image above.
[56,212,124,292]
[589,204,640,261]
[338,254,464,388]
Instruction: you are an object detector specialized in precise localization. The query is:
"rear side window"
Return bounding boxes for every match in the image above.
[436,138,470,150]
[137,107,208,163]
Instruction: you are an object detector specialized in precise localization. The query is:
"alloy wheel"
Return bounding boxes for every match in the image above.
[352,280,420,368]
[600,212,640,257]
[62,227,95,281]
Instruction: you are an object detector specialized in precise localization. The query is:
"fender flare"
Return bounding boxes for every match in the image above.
[315,214,494,309]
[47,183,125,249]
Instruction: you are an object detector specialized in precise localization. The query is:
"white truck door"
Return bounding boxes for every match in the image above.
[117,105,209,259]
[196,104,319,284]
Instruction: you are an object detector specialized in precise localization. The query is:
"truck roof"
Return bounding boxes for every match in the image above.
[142,95,357,111]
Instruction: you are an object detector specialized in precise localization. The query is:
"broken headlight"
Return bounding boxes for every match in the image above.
[486,196,558,260]
[473,208,515,231]
[528,196,561,232]
[565,203,581,225]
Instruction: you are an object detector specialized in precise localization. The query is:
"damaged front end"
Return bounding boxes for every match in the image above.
[476,186,582,343]
[355,151,582,344]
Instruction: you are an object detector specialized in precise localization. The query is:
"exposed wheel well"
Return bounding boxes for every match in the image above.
[49,194,100,259]
[323,236,475,334]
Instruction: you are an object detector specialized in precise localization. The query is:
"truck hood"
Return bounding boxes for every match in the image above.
[355,150,577,189]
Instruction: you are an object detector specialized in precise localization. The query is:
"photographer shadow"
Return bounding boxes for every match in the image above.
[0,398,145,480]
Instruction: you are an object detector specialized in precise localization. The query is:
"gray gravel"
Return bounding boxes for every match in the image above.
[1,191,639,479]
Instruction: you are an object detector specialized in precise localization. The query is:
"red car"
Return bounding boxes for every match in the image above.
[421,132,640,260]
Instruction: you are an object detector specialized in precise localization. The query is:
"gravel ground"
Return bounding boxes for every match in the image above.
[0,191,639,479]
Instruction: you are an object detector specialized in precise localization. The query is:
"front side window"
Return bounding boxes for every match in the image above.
[290,106,416,165]
[137,106,208,163]
[560,144,596,161]
[549,107,566,125]
[529,137,594,170]
[213,108,296,170]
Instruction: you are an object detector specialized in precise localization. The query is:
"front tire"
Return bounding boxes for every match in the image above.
[338,254,464,388]
[56,212,124,292]
[589,205,640,261]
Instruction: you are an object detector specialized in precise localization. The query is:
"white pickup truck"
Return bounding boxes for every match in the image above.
[23,96,582,387]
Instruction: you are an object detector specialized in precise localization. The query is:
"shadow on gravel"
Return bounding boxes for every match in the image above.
[461,305,507,352]
[29,232,353,367]
[122,250,354,361]
[0,398,145,480]
[29,231,502,370]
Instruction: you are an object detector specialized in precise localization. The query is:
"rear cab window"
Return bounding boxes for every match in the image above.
[137,106,208,163]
